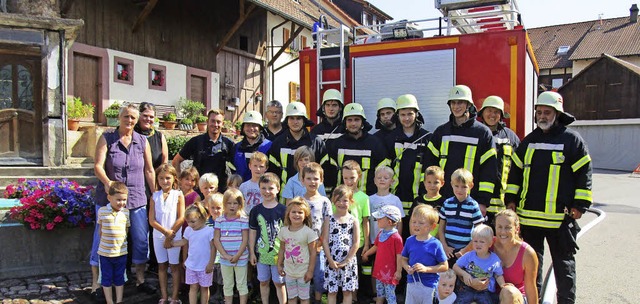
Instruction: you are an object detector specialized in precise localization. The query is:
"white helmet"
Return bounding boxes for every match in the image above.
[322,89,343,105]
[447,85,473,105]
[396,94,420,111]
[242,111,263,125]
[285,101,309,118]
[479,96,510,118]
[342,103,366,121]
[536,91,564,113]
[376,98,396,112]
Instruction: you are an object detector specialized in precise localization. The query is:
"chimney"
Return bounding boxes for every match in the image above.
[631,4,639,23]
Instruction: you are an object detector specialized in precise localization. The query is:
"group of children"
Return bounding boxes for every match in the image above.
[97,144,520,304]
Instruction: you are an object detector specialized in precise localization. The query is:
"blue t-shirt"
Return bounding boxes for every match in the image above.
[401,235,447,288]
[281,173,327,199]
[439,196,484,250]
[456,251,503,292]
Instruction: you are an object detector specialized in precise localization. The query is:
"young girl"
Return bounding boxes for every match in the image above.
[322,185,360,304]
[149,164,185,304]
[277,197,318,304]
[172,203,215,304]
[180,167,201,208]
[213,188,250,304]
[226,173,243,190]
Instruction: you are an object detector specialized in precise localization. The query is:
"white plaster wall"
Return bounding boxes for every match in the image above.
[572,56,640,76]
[266,12,314,110]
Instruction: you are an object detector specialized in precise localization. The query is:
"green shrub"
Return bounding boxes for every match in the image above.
[163,112,177,122]
[181,118,193,125]
[104,102,121,118]
[67,96,94,119]
[178,98,206,121]
[195,115,207,123]
[166,135,191,159]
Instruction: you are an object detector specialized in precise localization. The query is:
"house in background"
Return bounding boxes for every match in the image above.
[329,0,392,28]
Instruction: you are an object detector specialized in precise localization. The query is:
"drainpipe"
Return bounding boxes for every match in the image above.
[269,19,289,102]
[59,29,67,166]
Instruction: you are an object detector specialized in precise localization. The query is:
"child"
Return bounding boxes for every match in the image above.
[410,166,446,238]
[213,188,250,304]
[226,173,243,190]
[97,181,130,304]
[282,146,327,205]
[453,224,505,304]
[342,160,371,302]
[240,152,268,214]
[277,197,318,304]
[180,167,201,209]
[171,203,215,304]
[435,269,457,304]
[362,205,404,304]
[249,173,287,304]
[301,162,331,304]
[149,164,185,304]
[204,193,225,303]
[199,173,219,200]
[368,166,404,251]
[438,168,484,264]
[322,185,360,304]
[400,204,448,302]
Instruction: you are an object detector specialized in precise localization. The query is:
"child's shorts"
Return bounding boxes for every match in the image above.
[185,267,213,287]
[257,262,285,284]
[153,237,181,264]
[375,280,397,304]
[285,276,310,300]
[99,255,127,287]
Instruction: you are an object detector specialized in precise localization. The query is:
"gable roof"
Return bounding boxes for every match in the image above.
[569,17,640,61]
[527,20,593,70]
[560,53,640,89]
[344,0,393,20]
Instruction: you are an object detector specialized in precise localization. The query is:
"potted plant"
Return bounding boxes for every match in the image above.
[161,112,178,130]
[234,120,243,135]
[195,115,207,132]
[222,120,233,133]
[104,102,121,127]
[179,118,193,131]
[178,98,206,121]
[67,96,95,131]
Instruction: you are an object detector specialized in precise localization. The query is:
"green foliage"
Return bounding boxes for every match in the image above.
[104,101,121,118]
[180,118,193,125]
[223,120,234,130]
[163,112,177,122]
[67,96,95,119]
[195,115,207,123]
[178,97,206,121]
[167,135,191,159]
[234,120,243,131]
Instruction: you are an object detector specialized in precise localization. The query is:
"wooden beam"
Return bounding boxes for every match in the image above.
[268,24,304,67]
[131,0,159,33]
[215,2,256,54]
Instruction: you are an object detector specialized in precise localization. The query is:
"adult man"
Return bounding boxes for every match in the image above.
[172,109,235,192]
[478,96,520,219]
[384,94,430,233]
[311,88,344,141]
[323,103,389,195]
[233,111,272,181]
[263,100,285,141]
[424,85,498,217]
[373,97,397,140]
[268,101,326,190]
[505,91,592,304]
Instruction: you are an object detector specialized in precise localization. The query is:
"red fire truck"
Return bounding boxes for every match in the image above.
[299,0,538,138]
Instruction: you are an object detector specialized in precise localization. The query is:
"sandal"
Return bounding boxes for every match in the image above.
[169,300,182,304]
[158,299,168,304]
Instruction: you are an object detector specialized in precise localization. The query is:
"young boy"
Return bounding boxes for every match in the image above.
[249,173,287,304]
[368,166,405,246]
[453,224,505,304]
[435,269,457,304]
[342,160,372,302]
[362,205,404,304]
[282,146,327,205]
[97,181,130,304]
[205,193,225,303]
[240,152,268,214]
[199,173,219,199]
[400,204,448,303]
[302,162,331,304]
[409,165,446,238]
[438,168,484,265]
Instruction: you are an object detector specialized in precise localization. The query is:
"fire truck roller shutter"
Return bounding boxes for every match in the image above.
[352,49,456,132]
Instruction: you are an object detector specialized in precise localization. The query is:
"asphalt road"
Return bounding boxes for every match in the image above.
[544,170,640,303]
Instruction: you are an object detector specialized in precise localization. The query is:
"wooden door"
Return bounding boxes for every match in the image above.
[216,50,264,122]
[0,55,42,165]
[190,75,206,103]
[73,53,100,121]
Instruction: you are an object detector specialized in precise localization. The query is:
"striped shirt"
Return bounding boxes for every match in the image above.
[97,205,130,257]
[439,196,483,250]
[215,215,249,266]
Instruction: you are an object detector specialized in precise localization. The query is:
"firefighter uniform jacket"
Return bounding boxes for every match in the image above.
[323,124,390,195]
[263,125,285,142]
[267,129,326,191]
[384,127,431,215]
[487,123,520,214]
[424,114,498,208]
[232,135,272,182]
[311,117,344,142]
[505,123,592,229]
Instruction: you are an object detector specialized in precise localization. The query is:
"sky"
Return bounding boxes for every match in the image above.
[366,0,638,28]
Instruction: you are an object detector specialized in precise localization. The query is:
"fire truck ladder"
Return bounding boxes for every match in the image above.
[315,24,350,105]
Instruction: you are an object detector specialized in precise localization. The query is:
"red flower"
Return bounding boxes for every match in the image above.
[54,216,63,223]
[46,223,55,230]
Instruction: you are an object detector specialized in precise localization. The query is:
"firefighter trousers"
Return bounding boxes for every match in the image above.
[521,224,577,304]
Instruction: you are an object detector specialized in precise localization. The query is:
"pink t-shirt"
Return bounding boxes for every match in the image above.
[372,231,404,285]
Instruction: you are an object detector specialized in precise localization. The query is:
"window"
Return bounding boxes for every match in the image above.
[552,78,563,89]
[240,36,248,52]
[283,28,291,53]
[301,36,308,49]
[148,63,166,91]
[557,46,570,54]
[114,57,134,85]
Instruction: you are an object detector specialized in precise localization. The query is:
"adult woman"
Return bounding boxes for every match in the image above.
[134,102,168,173]
[89,104,156,299]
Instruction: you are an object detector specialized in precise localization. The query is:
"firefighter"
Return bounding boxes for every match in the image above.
[311,88,345,141]
[478,96,520,223]
[373,97,398,140]
[424,85,498,217]
[323,103,389,195]
[384,94,431,239]
[267,101,326,191]
[232,111,272,182]
[263,100,285,141]
[505,91,592,304]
